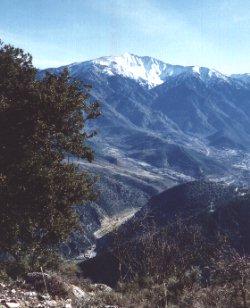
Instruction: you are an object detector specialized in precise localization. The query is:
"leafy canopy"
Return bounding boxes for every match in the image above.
[0,41,100,267]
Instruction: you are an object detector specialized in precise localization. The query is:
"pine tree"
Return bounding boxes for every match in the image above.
[0,41,100,269]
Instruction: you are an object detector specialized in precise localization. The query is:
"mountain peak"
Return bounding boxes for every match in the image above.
[64,53,231,88]
[90,53,229,87]
[190,66,229,81]
[92,53,168,88]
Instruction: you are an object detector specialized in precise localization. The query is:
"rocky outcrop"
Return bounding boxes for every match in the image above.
[0,272,113,307]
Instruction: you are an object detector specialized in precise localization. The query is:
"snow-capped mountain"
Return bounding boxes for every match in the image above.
[64,53,229,88]
[39,53,250,254]
[39,53,250,182]
[91,53,185,88]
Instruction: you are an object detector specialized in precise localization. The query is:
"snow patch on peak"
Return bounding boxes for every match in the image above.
[192,66,201,74]
[91,53,230,87]
[190,66,229,82]
[93,53,168,88]
[66,53,230,88]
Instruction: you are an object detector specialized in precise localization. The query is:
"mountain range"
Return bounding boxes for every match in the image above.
[38,53,250,255]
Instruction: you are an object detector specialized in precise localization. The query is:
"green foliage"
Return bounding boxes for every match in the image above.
[0,41,100,269]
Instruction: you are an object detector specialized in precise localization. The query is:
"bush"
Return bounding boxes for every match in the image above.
[108,220,250,307]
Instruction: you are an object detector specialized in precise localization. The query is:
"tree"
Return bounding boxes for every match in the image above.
[0,41,100,269]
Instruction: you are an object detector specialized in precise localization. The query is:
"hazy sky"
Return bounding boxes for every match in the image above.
[1,0,250,73]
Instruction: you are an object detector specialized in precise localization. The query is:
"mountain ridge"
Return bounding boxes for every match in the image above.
[42,53,250,89]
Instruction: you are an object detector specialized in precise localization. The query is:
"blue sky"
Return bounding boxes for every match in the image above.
[1,0,250,73]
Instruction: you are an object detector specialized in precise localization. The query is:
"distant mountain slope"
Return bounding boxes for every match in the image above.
[97,181,249,249]
[232,73,250,84]
[151,74,250,142]
[132,181,248,226]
